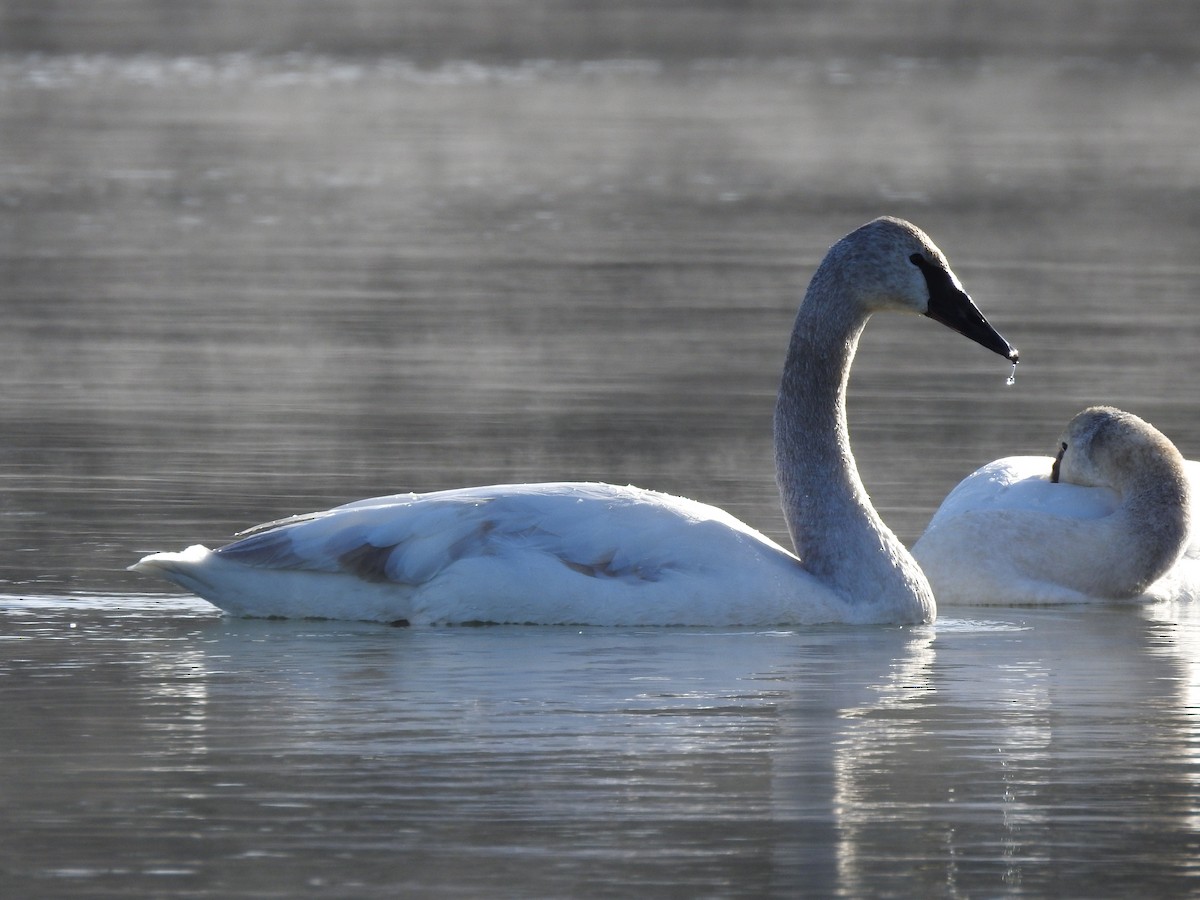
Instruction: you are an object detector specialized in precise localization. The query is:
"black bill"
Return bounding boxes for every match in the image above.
[913,253,1019,363]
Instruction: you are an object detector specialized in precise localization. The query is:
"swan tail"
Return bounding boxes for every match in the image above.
[129,545,416,623]
[129,545,221,597]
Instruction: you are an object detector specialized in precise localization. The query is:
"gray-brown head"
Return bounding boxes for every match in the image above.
[1051,406,1185,491]
[815,217,1019,362]
[1050,406,1191,595]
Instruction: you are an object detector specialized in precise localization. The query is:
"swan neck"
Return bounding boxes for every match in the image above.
[773,274,931,612]
[1115,451,1192,588]
[775,285,866,545]
[779,296,861,467]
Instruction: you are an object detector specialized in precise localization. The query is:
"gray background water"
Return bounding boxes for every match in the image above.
[3,1,1200,896]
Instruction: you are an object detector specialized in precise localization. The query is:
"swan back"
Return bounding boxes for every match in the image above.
[135,483,856,626]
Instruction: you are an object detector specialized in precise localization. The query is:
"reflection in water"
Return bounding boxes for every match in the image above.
[825,608,1200,896]
[1145,601,1200,837]
[4,597,1200,896]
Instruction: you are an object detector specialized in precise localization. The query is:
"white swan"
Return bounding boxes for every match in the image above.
[913,406,1200,605]
[131,216,1017,625]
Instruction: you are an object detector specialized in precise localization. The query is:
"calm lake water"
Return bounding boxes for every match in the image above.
[6,595,1200,897]
[4,2,1200,896]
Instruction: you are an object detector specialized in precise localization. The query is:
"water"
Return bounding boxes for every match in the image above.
[5,595,1200,897]
[4,2,1200,896]
[7,49,1200,593]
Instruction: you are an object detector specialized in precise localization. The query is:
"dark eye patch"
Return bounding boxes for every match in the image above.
[910,253,956,295]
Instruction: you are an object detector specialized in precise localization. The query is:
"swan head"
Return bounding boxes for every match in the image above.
[1051,406,1187,491]
[1049,406,1192,595]
[830,217,1018,363]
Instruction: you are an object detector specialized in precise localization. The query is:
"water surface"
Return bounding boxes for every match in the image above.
[4,3,1200,895]
[5,48,1200,593]
[4,594,1200,897]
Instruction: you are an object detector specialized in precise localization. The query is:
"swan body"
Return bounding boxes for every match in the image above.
[913,406,1200,605]
[134,483,847,625]
[132,217,1017,625]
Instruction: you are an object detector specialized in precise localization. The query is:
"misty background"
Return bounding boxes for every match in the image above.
[2,1,1199,593]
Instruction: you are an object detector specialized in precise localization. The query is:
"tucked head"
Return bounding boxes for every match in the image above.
[1048,405,1192,596]
[1051,406,1186,489]
[824,217,1018,362]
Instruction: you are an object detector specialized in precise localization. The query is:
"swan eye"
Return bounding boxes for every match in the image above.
[909,253,923,267]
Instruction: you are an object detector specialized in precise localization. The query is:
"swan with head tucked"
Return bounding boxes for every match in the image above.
[913,406,1200,605]
[131,217,1017,625]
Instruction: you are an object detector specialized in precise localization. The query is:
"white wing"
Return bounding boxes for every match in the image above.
[132,483,853,625]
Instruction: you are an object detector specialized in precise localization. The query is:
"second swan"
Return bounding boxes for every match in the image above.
[914,406,1200,604]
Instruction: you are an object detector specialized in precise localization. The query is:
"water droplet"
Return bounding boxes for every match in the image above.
[1005,361,1018,387]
